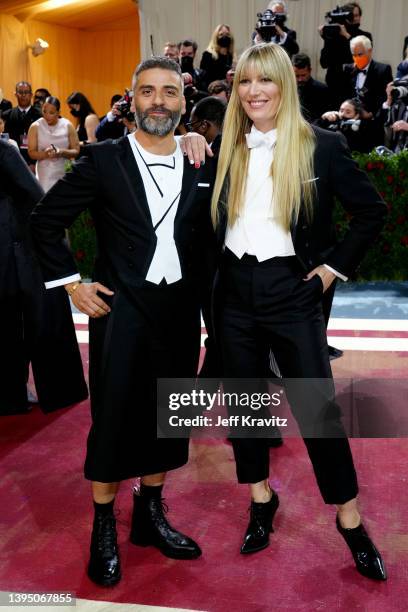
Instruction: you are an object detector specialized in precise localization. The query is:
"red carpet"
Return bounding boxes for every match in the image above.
[1,343,407,611]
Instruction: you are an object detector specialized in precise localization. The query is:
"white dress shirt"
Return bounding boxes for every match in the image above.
[128,134,183,284]
[44,135,184,289]
[225,125,296,261]
[355,61,371,92]
[225,124,347,280]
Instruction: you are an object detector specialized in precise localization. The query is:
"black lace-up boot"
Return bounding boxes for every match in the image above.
[130,484,201,559]
[87,500,121,586]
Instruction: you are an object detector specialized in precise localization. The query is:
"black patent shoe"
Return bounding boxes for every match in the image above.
[130,489,201,560]
[240,491,279,554]
[87,514,121,586]
[336,515,387,581]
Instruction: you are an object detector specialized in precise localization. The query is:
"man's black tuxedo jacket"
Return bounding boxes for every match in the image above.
[215,126,386,279]
[343,59,393,116]
[30,136,217,307]
[3,106,41,154]
[299,77,332,123]
[0,139,87,413]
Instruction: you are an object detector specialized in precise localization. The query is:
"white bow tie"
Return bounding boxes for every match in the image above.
[246,130,277,150]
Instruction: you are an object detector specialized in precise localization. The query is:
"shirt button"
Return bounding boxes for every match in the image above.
[128,262,135,269]
[128,245,134,251]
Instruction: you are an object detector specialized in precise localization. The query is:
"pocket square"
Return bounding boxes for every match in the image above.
[197,182,210,187]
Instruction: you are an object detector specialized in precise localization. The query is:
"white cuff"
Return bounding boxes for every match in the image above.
[45,273,81,289]
[382,101,391,109]
[279,33,288,44]
[323,264,348,282]
[107,111,115,122]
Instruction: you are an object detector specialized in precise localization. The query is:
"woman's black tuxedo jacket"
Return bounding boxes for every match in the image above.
[216,126,386,279]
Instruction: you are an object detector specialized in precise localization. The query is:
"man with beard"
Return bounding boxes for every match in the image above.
[30,57,217,586]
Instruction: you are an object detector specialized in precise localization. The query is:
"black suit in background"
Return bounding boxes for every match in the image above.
[30,136,217,482]
[0,140,88,415]
[0,98,12,113]
[343,60,393,116]
[320,27,372,108]
[213,127,386,503]
[2,105,41,165]
[298,77,332,123]
[343,59,393,146]
[272,27,299,58]
[200,51,233,90]
[316,118,377,153]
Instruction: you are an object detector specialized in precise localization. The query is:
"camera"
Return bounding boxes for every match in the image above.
[390,79,408,104]
[328,118,361,133]
[322,5,353,40]
[115,90,134,121]
[255,9,286,42]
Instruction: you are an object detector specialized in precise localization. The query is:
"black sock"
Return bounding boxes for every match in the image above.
[93,499,115,516]
[140,483,163,498]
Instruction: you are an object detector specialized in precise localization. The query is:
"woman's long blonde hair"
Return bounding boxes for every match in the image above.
[206,24,234,60]
[211,43,316,231]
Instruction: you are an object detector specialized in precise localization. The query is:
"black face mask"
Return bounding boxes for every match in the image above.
[181,56,194,73]
[70,108,81,118]
[217,35,231,48]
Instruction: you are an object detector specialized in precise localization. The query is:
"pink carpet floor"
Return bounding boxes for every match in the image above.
[0,344,407,612]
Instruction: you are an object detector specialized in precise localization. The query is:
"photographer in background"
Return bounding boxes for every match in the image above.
[383,80,408,153]
[318,98,376,153]
[254,2,299,58]
[292,53,331,123]
[319,3,372,108]
[96,91,136,142]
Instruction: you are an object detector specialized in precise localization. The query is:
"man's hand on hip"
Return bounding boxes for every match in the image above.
[65,281,114,318]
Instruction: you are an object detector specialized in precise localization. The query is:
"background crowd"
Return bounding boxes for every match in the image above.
[1,0,407,189]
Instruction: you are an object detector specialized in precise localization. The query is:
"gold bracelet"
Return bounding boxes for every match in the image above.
[66,281,82,296]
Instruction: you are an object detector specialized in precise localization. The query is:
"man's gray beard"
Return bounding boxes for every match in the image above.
[135,107,182,136]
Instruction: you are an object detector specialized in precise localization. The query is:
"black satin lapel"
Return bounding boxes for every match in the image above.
[175,156,199,223]
[117,138,152,224]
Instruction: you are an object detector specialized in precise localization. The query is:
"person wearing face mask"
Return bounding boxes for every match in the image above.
[66,91,99,146]
[28,96,80,192]
[319,3,372,109]
[200,24,234,91]
[343,35,392,145]
[179,39,207,92]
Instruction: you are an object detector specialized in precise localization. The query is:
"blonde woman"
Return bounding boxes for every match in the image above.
[200,24,234,89]
[186,43,387,580]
